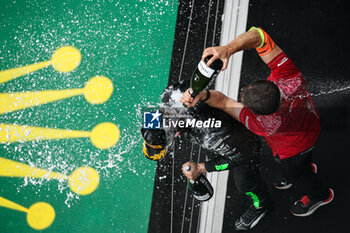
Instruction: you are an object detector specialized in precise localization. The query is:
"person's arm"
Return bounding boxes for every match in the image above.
[182,151,248,180]
[203,27,283,70]
[180,89,243,122]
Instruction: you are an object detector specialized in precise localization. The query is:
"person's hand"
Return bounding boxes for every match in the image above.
[182,162,204,180]
[180,89,206,107]
[202,45,233,71]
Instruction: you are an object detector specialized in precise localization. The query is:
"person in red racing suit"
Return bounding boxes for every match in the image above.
[181,26,333,217]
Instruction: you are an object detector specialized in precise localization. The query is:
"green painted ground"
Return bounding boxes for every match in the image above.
[0,0,178,232]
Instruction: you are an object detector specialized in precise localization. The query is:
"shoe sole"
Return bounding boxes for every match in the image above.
[291,188,334,217]
[235,212,266,231]
[311,163,317,174]
[274,183,293,190]
[274,163,317,190]
[250,212,266,229]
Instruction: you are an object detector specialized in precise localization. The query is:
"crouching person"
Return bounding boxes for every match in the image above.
[141,81,271,230]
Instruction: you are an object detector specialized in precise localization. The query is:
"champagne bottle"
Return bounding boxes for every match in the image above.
[189,55,223,98]
[184,165,214,202]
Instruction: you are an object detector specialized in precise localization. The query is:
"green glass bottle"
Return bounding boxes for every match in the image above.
[189,55,223,98]
[184,165,214,202]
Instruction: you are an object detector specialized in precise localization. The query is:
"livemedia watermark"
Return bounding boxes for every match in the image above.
[142,108,222,129]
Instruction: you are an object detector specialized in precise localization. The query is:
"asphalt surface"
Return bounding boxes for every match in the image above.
[148,0,350,232]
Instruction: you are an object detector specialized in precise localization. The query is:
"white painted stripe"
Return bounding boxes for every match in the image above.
[180,143,194,233]
[178,0,195,82]
[170,141,175,233]
[199,0,250,233]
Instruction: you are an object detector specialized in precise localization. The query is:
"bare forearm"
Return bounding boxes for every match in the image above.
[200,90,241,108]
[203,29,263,69]
[203,27,283,69]
[225,29,262,55]
[199,90,227,108]
[199,90,244,121]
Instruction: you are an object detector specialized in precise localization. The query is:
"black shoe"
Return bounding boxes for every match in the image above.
[235,205,267,231]
[273,163,318,190]
[272,175,293,190]
[290,188,334,217]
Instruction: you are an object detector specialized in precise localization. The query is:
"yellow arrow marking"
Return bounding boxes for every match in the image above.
[0,157,100,195]
[0,122,120,149]
[0,46,81,84]
[0,197,55,230]
[0,76,114,114]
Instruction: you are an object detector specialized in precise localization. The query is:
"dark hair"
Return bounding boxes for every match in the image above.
[240,80,281,115]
